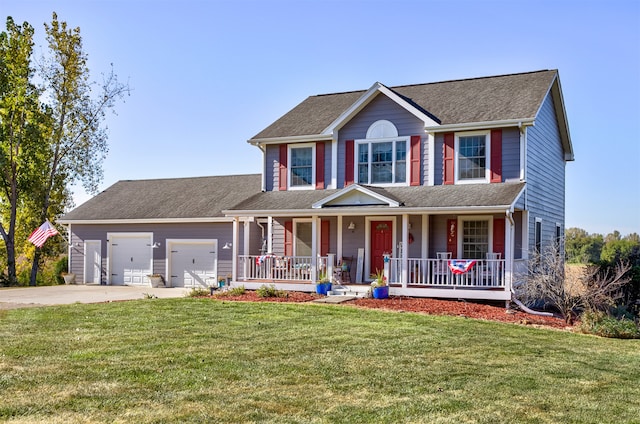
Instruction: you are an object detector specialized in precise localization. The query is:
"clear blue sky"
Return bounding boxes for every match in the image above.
[4,0,640,236]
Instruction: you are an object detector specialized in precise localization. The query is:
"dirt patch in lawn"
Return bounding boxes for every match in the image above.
[209,291,569,330]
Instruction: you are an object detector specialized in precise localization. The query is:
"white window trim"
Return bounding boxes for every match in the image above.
[354,136,410,187]
[455,130,491,184]
[457,216,493,259]
[288,143,315,190]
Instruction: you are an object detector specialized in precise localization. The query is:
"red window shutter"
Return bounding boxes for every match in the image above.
[410,135,421,186]
[315,141,325,190]
[490,129,502,183]
[344,139,354,186]
[320,220,330,256]
[443,133,455,185]
[279,144,288,191]
[493,218,505,257]
[446,218,458,258]
[284,221,293,256]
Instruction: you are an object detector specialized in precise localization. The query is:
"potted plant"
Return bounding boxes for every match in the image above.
[315,270,332,295]
[147,274,165,288]
[61,272,76,285]
[370,269,388,299]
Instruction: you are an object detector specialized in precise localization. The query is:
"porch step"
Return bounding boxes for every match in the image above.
[327,285,370,298]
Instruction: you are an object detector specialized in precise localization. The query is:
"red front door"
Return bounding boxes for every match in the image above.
[370,220,393,276]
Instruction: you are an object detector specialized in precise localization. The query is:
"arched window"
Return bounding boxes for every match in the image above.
[356,121,408,185]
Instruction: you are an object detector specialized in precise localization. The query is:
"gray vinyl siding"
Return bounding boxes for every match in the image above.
[338,94,425,189]
[266,144,279,192]
[502,127,521,181]
[69,222,243,284]
[428,215,452,256]
[525,93,566,254]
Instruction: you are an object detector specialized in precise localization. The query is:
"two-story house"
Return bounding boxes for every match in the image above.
[60,70,573,304]
[224,69,573,302]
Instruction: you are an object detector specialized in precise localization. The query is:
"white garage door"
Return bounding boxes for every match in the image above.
[109,233,153,286]
[169,240,217,288]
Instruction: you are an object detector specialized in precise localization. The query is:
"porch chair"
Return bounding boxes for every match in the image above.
[434,252,452,284]
[482,252,502,286]
[337,256,352,283]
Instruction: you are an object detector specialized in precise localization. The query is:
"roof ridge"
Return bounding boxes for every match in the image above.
[117,173,261,183]
[309,70,556,98]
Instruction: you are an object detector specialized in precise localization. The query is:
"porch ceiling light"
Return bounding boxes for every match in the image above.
[347,221,356,231]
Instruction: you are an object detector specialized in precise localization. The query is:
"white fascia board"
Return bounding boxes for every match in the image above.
[224,205,512,218]
[311,184,400,209]
[248,133,333,146]
[425,118,535,133]
[57,217,246,225]
[323,82,439,134]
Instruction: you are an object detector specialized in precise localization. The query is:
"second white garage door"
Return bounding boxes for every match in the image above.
[168,240,218,288]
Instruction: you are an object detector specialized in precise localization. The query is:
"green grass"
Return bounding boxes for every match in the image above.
[1,299,639,423]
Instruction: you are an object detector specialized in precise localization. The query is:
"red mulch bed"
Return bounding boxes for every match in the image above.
[209,291,569,329]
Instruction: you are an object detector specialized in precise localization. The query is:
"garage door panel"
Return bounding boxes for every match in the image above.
[170,241,217,288]
[110,235,152,286]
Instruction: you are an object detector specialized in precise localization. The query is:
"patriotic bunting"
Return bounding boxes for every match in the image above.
[448,259,476,275]
[28,220,59,247]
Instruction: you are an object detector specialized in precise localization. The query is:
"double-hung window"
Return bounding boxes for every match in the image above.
[356,138,408,185]
[461,218,490,259]
[289,144,314,189]
[456,131,490,183]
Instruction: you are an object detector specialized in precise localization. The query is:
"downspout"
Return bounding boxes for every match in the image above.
[258,142,266,192]
[256,219,267,254]
[507,209,554,317]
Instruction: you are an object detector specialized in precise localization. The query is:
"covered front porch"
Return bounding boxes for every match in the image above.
[224,183,526,302]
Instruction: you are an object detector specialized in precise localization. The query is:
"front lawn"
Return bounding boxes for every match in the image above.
[0,298,638,423]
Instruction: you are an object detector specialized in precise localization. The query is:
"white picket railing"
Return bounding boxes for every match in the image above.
[237,254,504,288]
[238,255,331,282]
[389,258,505,287]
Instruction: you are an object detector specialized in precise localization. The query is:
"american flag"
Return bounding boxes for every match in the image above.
[28,220,59,248]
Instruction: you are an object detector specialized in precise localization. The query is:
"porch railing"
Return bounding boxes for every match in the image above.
[390,258,505,288]
[238,255,329,282]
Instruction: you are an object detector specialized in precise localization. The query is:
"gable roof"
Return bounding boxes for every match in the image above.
[225,182,525,216]
[59,174,262,223]
[251,70,560,141]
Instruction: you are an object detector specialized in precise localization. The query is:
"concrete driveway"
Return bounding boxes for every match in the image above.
[0,284,191,309]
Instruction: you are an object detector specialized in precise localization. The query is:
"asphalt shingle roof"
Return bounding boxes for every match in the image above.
[251,70,557,140]
[227,182,525,213]
[61,174,262,221]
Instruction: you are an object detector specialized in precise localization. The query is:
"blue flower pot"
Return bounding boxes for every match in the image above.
[372,285,389,299]
[316,282,332,295]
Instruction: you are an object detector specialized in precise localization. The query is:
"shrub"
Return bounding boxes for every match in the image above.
[256,284,288,298]
[187,287,211,297]
[53,256,68,285]
[214,285,246,297]
[579,311,640,339]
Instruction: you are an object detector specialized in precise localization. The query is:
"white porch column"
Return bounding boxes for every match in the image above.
[337,215,343,260]
[232,217,239,283]
[422,214,429,259]
[311,215,319,280]
[402,214,409,288]
[243,221,250,256]
[267,216,273,254]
